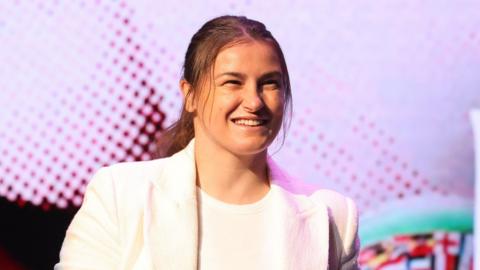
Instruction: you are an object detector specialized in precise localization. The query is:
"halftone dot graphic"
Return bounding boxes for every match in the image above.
[0,1,477,237]
[0,0,177,209]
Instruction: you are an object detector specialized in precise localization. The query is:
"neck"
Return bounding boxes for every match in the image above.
[194,138,270,204]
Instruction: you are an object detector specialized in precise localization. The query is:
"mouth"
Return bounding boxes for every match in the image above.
[231,118,269,127]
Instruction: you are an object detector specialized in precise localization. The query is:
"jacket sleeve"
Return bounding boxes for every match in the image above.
[55,167,121,270]
[339,197,360,270]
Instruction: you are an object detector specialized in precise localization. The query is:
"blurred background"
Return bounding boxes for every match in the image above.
[0,0,479,269]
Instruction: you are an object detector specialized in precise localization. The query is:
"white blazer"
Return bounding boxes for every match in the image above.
[55,139,360,270]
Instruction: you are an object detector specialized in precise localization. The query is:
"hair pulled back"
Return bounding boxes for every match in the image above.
[156,15,292,157]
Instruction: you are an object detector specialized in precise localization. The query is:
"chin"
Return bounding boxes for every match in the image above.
[225,138,272,157]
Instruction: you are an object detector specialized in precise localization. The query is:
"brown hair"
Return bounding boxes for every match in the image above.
[155,15,292,157]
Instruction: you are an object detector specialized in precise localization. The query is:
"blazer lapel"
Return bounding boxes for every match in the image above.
[268,157,330,270]
[286,204,330,270]
[145,140,198,270]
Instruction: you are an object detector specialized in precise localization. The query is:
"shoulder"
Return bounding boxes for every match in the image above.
[268,158,359,238]
[58,159,173,269]
[310,189,360,266]
[108,158,168,178]
[85,158,170,203]
[309,189,358,236]
[310,189,357,226]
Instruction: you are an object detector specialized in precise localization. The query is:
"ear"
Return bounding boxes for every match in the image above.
[179,79,195,112]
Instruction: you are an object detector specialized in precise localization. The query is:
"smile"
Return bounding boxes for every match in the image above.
[231,119,268,127]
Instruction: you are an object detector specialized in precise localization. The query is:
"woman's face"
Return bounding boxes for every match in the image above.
[187,40,285,157]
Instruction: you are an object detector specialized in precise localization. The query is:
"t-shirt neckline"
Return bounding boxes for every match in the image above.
[196,185,275,215]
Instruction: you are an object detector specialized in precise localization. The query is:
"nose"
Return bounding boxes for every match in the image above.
[242,84,264,112]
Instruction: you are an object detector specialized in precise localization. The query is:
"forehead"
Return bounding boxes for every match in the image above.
[213,41,282,75]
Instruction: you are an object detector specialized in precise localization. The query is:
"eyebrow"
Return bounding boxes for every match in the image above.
[215,71,283,81]
[215,72,245,80]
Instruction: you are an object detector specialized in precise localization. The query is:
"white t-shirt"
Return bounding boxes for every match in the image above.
[197,184,280,270]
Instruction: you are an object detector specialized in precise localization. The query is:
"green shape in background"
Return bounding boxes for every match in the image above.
[359,193,473,247]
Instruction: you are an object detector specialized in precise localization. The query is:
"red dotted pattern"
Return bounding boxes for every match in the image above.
[0,1,177,209]
[0,1,478,214]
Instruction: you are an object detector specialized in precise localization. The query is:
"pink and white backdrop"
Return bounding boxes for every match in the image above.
[0,0,479,268]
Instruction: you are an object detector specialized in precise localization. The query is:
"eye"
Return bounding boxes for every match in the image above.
[263,80,280,89]
[224,80,241,85]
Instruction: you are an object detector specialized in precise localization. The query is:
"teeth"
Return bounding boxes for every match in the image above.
[233,119,265,126]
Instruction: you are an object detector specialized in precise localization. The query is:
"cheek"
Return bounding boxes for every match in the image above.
[266,94,285,115]
[214,93,241,117]
[198,92,239,123]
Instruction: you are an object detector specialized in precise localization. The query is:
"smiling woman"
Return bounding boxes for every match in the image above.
[157,16,293,159]
[55,15,360,270]
[184,41,285,157]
